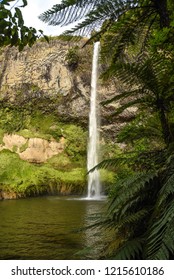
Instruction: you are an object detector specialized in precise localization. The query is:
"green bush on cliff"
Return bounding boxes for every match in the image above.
[0,150,86,196]
[65,46,80,70]
[46,154,72,171]
[0,108,25,133]
[0,150,42,194]
[63,124,87,163]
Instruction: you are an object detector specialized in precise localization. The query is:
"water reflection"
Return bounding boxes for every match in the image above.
[0,196,106,259]
[83,198,107,259]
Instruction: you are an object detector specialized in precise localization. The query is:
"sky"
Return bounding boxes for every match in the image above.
[14,0,71,36]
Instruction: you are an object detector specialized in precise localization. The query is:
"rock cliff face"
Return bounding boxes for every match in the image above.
[0,39,122,126]
[0,39,136,164]
[0,40,91,122]
[0,40,73,92]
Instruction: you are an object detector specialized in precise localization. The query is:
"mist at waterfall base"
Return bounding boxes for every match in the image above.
[87,42,102,200]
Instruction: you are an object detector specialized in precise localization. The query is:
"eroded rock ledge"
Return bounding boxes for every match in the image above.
[0,134,65,163]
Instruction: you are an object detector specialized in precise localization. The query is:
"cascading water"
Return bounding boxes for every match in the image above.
[87,42,101,199]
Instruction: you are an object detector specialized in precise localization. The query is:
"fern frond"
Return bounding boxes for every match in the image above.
[101,88,143,106]
[39,0,98,26]
[113,238,144,260]
[157,173,174,206]
[146,220,174,259]
[39,0,161,38]
[110,97,150,118]
[117,209,149,228]
[39,0,121,34]
[117,194,147,217]
[103,54,169,100]
[108,172,157,216]
[163,225,174,254]
[145,203,174,259]
[88,153,137,172]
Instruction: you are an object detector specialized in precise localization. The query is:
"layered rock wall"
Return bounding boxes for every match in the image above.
[0,39,120,125]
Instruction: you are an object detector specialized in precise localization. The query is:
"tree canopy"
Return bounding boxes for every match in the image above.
[0,0,47,50]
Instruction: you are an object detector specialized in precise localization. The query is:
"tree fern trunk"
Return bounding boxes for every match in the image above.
[159,106,172,145]
[153,0,170,28]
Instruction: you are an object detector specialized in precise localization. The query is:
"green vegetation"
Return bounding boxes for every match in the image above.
[0,0,47,50]
[1,0,174,260]
[65,46,80,70]
[0,105,88,195]
[41,0,174,260]
[0,150,86,197]
[0,100,114,197]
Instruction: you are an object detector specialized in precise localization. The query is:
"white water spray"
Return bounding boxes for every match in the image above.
[87,42,101,199]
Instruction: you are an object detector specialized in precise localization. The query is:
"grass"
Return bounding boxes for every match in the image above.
[0,128,4,145]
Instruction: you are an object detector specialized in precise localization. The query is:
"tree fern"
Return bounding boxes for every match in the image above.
[101,52,174,144]
[40,1,171,40]
[88,126,174,260]
[87,49,174,259]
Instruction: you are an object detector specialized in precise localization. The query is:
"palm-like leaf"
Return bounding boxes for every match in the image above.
[39,0,114,29]
[39,0,169,39]
[108,171,157,214]
[97,148,174,259]
[112,238,144,260]
[145,204,174,259]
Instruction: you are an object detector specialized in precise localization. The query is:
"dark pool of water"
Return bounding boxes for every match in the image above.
[0,196,106,260]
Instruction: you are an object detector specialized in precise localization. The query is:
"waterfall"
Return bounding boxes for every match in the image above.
[87,42,101,199]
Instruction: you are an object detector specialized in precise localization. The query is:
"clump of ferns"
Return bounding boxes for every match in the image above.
[93,148,174,260]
